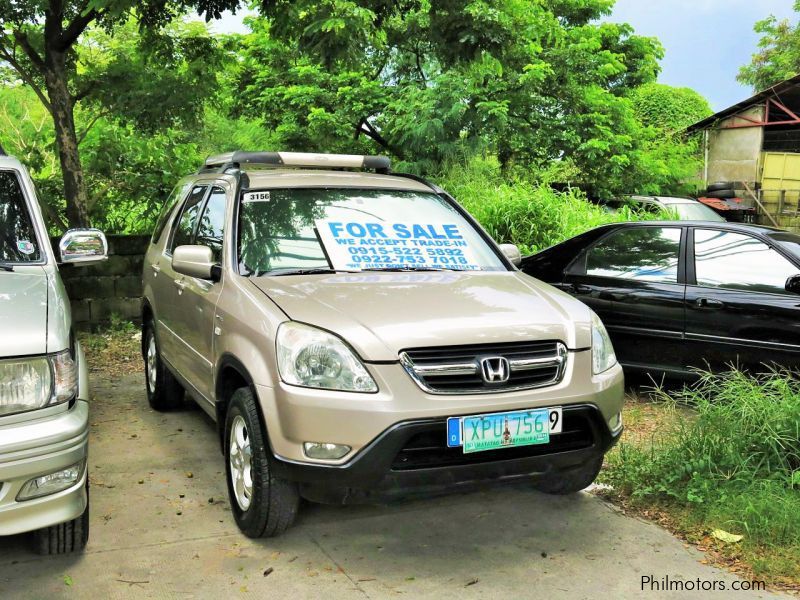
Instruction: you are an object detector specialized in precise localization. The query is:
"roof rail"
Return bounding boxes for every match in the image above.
[200,151,391,174]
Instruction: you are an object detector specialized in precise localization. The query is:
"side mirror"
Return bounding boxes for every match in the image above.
[499,243,522,267]
[786,274,800,295]
[173,245,219,280]
[59,228,108,265]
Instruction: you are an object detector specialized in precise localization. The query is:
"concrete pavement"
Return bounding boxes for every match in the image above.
[0,373,784,599]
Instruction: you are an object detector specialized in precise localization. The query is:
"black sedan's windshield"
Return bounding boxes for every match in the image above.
[236,188,506,276]
[0,170,41,263]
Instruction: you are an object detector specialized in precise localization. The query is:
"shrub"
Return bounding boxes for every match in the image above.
[604,370,800,575]
[437,157,659,255]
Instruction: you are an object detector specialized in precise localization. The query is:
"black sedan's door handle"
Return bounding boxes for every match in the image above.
[571,283,591,294]
[599,290,627,301]
[695,297,724,309]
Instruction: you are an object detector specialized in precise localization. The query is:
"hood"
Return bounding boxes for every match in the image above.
[0,267,49,357]
[248,271,592,361]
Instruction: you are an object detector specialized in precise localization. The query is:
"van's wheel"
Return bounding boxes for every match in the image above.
[143,319,183,411]
[533,456,603,495]
[33,481,90,554]
[225,387,299,538]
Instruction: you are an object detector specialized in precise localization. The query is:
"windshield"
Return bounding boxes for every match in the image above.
[667,202,725,222]
[768,232,800,262]
[0,170,41,263]
[237,188,506,275]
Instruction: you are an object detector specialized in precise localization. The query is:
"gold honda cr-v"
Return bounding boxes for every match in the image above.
[142,151,624,537]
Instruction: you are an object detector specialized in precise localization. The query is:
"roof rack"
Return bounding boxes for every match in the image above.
[199,151,391,174]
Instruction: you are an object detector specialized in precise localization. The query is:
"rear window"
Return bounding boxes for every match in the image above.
[0,170,41,262]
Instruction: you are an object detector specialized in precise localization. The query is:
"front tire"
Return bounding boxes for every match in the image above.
[33,482,90,554]
[225,387,299,538]
[143,319,183,411]
[533,456,603,495]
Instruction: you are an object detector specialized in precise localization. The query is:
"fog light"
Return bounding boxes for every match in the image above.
[303,442,351,460]
[608,411,623,434]
[17,460,85,501]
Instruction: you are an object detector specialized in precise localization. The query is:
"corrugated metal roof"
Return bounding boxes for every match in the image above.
[687,72,800,133]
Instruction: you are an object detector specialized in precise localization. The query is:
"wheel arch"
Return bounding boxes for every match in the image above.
[215,354,260,453]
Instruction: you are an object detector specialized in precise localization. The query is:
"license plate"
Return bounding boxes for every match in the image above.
[447,407,562,454]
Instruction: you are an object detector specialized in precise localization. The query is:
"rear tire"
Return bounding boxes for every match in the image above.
[225,387,299,538]
[706,182,734,193]
[705,189,736,199]
[143,319,183,411]
[533,456,603,495]
[33,482,90,554]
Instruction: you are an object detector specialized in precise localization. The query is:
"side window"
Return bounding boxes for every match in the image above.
[151,181,191,244]
[169,185,207,253]
[0,170,41,262]
[196,187,226,263]
[584,227,682,283]
[694,229,798,294]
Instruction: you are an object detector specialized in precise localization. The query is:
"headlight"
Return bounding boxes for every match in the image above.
[276,322,378,392]
[591,312,617,375]
[0,350,78,417]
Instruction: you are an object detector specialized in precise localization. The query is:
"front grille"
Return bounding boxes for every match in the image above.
[400,341,567,394]
[391,409,595,471]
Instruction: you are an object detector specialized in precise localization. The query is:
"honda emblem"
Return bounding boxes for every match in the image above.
[479,357,510,383]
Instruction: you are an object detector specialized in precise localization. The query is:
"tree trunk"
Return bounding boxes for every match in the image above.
[42,50,90,229]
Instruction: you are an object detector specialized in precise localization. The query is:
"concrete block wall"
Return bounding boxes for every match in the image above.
[54,234,150,330]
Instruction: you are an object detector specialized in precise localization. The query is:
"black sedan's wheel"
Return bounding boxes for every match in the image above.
[225,387,299,538]
[533,456,603,495]
[143,319,183,411]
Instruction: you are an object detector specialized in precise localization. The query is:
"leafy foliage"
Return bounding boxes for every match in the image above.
[739,1,800,91]
[603,370,800,579]
[437,157,663,255]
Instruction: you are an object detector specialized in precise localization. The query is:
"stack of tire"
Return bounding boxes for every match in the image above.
[705,182,737,199]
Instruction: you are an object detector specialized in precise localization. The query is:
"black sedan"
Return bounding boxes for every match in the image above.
[521,221,800,377]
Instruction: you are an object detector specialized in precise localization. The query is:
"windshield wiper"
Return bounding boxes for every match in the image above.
[265,268,359,277]
[0,262,14,272]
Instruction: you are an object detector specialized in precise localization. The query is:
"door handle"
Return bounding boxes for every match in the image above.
[571,284,591,294]
[174,278,186,294]
[695,297,724,309]
[151,263,161,274]
[599,290,627,301]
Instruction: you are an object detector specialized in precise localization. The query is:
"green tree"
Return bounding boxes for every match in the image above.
[234,0,666,196]
[739,1,800,91]
[0,0,235,228]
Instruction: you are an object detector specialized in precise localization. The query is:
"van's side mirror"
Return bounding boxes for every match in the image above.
[173,245,219,281]
[499,243,522,267]
[786,274,800,295]
[59,228,108,265]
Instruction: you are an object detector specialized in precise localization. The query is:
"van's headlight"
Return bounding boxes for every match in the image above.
[276,323,378,392]
[591,312,617,375]
[0,350,78,417]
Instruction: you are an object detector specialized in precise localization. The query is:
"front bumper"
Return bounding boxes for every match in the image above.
[0,400,89,536]
[256,350,624,464]
[272,403,621,504]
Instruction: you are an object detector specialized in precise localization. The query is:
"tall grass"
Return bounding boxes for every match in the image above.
[437,157,659,254]
[604,370,800,577]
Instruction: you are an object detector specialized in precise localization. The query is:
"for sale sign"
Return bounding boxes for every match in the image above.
[315,220,483,271]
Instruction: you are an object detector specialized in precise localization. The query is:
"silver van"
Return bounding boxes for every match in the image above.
[0,149,107,553]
